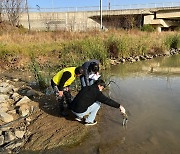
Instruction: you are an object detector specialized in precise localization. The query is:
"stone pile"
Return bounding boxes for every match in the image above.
[0,78,38,153]
[110,48,180,65]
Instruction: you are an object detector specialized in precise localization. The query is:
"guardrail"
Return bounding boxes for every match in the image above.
[28,2,180,12]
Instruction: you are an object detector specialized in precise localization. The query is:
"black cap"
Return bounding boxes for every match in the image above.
[75,66,84,75]
[94,79,106,88]
[90,62,99,73]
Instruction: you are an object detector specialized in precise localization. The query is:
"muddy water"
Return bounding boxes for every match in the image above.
[47,55,180,154]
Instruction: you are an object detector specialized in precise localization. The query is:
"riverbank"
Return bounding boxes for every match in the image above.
[0,73,104,153]
[0,29,180,72]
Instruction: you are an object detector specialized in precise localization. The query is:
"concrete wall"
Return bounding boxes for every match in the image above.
[19,7,180,31]
[20,11,101,31]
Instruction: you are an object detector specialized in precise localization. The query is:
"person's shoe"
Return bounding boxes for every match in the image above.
[75,117,83,122]
[85,120,97,126]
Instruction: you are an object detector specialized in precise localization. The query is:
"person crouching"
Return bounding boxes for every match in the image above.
[70,79,126,125]
[51,66,84,116]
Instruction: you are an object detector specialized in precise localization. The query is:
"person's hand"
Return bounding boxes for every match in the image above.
[119,105,126,115]
[58,91,63,97]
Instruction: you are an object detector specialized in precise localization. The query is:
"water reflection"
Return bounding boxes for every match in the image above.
[108,55,180,78]
[100,55,180,154]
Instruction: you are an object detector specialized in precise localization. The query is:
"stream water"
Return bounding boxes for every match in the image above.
[49,55,180,154]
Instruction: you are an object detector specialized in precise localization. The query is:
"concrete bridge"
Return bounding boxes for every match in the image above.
[19,6,180,32]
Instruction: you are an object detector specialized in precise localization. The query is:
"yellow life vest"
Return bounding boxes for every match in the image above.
[53,67,76,87]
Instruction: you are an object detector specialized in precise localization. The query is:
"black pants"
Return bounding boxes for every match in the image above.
[51,79,72,115]
[58,90,72,113]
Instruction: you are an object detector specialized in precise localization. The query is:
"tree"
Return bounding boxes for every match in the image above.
[0,0,4,23]
[3,0,25,26]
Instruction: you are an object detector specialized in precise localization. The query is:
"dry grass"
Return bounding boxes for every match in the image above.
[0,28,179,68]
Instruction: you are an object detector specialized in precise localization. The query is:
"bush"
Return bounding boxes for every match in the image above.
[30,54,48,90]
[141,25,155,32]
[164,34,180,49]
[105,36,119,58]
[60,38,108,66]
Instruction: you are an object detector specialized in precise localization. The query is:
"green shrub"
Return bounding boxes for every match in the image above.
[105,36,119,58]
[164,34,180,49]
[29,54,48,90]
[81,38,107,65]
[60,38,108,66]
[141,25,155,32]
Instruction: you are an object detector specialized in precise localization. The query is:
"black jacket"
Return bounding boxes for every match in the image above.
[70,84,120,113]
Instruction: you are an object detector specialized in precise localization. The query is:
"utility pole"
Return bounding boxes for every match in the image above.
[52,0,54,12]
[25,0,31,31]
[100,0,103,29]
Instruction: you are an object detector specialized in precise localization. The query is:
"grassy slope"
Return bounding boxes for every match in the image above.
[0,24,180,71]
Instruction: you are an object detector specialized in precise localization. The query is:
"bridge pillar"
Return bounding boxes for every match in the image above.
[156,26,161,32]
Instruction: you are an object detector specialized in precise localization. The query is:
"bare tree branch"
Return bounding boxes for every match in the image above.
[3,0,25,26]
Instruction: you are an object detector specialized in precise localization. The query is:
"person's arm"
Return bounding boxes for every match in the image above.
[97,91,120,108]
[57,71,71,90]
[84,69,90,86]
[82,62,90,86]
[97,92,126,114]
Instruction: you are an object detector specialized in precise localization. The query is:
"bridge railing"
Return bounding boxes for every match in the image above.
[28,2,180,12]
[109,2,180,10]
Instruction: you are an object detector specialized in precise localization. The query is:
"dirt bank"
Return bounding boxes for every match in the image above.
[0,70,101,152]
[22,94,89,151]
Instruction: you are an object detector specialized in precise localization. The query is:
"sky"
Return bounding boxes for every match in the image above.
[27,0,180,10]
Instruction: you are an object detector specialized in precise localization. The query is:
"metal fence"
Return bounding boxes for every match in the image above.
[27,2,180,12]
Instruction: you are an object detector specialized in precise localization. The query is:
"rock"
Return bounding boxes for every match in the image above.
[134,56,140,61]
[16,96,31,106]
[110,59,116,65]
[170,49,176,55]
[0,127,10,132]
[0,112,14,123]
[11,92,21,102]
[0,135,4,146]
[153,54,158,58]
[25,117,31,122]
[19,104,30,116]
[15,130,25,139]
[7,109,17,115]
[145,55,153,59]
[0,94,9,103]
[26,89,39,97]
[127,57,136,63]
[4,131,16,143]
[13,78,19,82]
[13,88,19,92]
[0,85,14,94]
[139,55,146,60]
[0,107,9,112]
[120,58,126,63]
[131,58,136,63]
[0,102,10,109]
[0,82,9,88]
